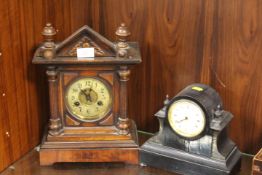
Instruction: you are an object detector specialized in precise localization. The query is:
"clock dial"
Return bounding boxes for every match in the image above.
[65,77,112,121]
[168,99,206,138]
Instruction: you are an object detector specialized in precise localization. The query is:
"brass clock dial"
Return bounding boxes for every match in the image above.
[65,77,112,122]
[168,99,206,138]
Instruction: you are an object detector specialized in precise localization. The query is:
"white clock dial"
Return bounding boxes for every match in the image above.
[168,99,206,138]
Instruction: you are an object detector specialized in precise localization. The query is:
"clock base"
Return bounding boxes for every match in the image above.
[40,148,138,165]
[39,120,139,165]
[140,139,241,175]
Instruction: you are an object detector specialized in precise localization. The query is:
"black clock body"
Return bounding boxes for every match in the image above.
[140,84,241,175]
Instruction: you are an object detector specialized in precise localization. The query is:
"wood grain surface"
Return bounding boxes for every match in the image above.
[0,0,262,172]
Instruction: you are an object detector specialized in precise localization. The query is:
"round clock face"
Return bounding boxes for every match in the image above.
[168,99,206,138]
[65,77,112,122]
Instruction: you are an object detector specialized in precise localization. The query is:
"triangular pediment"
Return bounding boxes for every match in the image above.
[56,25,116,57]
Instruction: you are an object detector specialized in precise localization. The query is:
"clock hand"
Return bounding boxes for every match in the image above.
[80,86,92,96]
[86,84,94,102]
[80,89,92,102]
[87,87,93,102]
[80,89,88,96]
[87,94,92,102]
[88,83,93,95]
[79,88,86,95]
[176,117,188,123]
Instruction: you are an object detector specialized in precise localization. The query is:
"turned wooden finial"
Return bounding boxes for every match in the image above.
[42,23,56,42]
[115,23,130,49]
[42,23,56,59]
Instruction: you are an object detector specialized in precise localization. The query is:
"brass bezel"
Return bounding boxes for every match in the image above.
[65,76,113,123]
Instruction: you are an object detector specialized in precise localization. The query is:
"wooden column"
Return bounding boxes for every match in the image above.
[41,23,62,135]
[117,66,130,135]
[115,23,132,135]
[46,67,63,135]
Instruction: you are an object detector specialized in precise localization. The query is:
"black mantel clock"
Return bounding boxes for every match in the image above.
[32,23,141,165]
[140,83,241,175]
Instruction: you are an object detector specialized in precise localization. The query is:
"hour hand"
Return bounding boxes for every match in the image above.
[80,89,88,96]
[176,117,188,123]
[80,89,92,102]
[80,89,89,99]
[81,88,92,95]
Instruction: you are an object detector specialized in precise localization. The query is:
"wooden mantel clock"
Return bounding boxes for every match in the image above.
[32,23,141,165]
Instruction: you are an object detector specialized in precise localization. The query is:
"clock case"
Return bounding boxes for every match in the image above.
[32,24,141,165]
[140,84,241,175]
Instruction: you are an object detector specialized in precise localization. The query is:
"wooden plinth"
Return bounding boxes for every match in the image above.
[39,121,139,165]
[40,148,138,165]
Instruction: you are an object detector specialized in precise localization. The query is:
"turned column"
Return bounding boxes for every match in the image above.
[117,66,131,135]
[41,23,62,135]
[115,23,131,135]
[46,68,63,135]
